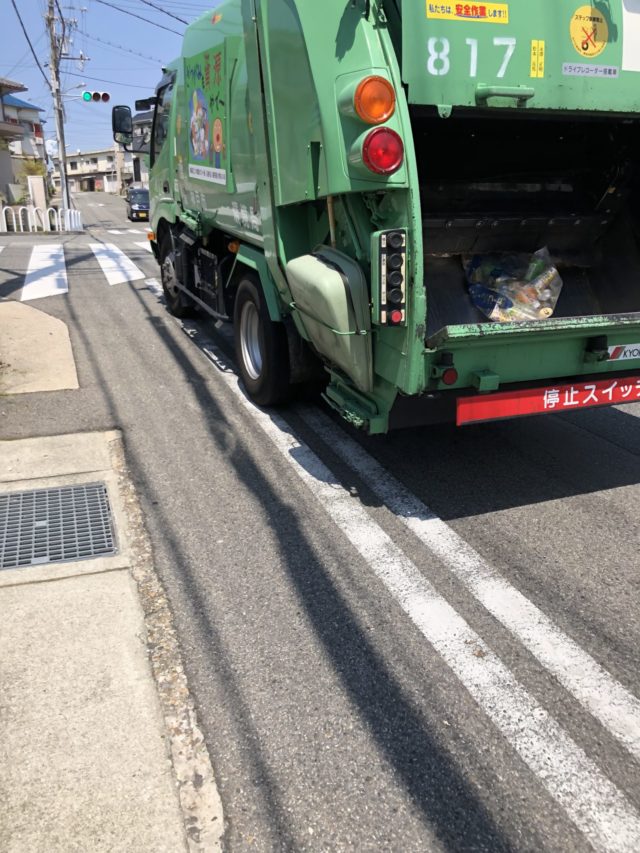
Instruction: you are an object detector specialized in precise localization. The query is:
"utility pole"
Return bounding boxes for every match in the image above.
[47,0,70,210]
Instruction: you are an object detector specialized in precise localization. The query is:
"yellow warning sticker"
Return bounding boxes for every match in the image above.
[530,40,546,78]
[570,5,609,59]
[426,3,509,24]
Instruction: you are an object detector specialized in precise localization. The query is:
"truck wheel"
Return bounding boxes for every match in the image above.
[160,232,192,318]
[234,275,291,406]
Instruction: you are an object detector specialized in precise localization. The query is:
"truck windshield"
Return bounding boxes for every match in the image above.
[130,190,148,203]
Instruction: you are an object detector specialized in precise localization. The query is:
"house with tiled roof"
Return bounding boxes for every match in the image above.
[3,94,46,162]
[0,80,47,202]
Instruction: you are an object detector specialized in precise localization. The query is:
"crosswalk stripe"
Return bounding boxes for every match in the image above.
[107,229,123,234]
[89,243,145,285]
[128,228,145,233]
[134,241,153,253]
[21,244,68,301]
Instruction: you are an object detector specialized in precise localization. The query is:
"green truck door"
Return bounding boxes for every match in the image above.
[402,1,640,113]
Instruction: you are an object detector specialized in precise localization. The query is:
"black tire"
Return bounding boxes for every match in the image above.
[233,275,291,406]
[159,231,192,318]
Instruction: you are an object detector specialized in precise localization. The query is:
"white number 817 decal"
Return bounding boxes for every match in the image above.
[427,37,517,78]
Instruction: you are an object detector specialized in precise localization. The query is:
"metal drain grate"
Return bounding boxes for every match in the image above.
[0,483,116,570]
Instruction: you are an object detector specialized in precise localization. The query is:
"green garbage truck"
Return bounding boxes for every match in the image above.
[112,0,640,433]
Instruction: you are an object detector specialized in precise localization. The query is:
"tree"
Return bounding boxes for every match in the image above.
[20,158,46,178]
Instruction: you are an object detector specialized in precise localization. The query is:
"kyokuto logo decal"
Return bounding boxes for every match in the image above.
[608,344,640,361]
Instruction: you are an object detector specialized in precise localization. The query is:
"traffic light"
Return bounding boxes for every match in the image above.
[82,91,110,103]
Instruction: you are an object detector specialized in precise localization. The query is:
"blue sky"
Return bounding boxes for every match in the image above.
[2,0,220,153]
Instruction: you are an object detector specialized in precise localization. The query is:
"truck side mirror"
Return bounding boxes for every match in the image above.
[112,105,133,147]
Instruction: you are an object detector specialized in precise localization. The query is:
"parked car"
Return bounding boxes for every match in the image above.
[126,188,149,221]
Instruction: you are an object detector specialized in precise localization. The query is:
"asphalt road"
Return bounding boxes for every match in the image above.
[1,191,639,852]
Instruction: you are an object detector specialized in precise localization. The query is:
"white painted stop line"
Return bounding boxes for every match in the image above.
[134,241,153,253]
[21,244,68,301]
[185,331,640,852]
[89,243,144,285]
[301,406,640,764]
[145,278,162,295]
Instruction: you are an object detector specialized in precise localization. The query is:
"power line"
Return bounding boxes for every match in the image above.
[0,34,47,79]
[64,70,152,89]
[136,0,187,26]
[54,0,66,41]
[116,0,211,10]
[91,0,182,35]
[82,32,163,64]
[9,0,52,91]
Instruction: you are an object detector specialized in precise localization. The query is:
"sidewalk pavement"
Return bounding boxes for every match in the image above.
[0,300,223,851]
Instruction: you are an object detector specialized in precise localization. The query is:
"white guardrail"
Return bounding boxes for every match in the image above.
[0,205,83,233]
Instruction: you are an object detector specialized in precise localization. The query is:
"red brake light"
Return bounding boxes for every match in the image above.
[442,368,459,386]
[362,128,404,176]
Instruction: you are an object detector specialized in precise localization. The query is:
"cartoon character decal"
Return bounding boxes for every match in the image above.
[186,48,227,185]
[213,118,224,169]
[189,89,210,161]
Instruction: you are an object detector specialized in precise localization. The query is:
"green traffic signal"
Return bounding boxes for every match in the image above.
[82,91,110,103]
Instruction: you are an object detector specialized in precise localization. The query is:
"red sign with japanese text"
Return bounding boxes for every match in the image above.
[457,376,640,426]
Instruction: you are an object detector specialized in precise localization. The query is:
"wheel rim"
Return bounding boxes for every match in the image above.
[161,252,180,298]
[240,300,262,381]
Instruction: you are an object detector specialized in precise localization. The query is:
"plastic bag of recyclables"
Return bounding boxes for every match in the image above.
[463,248,563,322]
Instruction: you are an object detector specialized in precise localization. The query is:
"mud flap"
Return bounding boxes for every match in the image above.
[285,247,373,393]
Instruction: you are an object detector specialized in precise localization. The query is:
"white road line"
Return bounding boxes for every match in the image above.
[186,332,640,851]
[89,243,144,285]
[300,407,640,763]
[128,228,145,233]
[107,229,123,234]
[21,244,68,301]
[145,277,162,295]
[134,241,153,253]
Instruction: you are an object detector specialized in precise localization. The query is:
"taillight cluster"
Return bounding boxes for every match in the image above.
[376,229,406,326]
[343,75,404,177]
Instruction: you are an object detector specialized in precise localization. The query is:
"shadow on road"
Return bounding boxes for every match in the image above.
[340,404,640,522]
[60,278,520,851]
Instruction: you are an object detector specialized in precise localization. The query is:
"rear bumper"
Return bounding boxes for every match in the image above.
[389,369,640,429]
[457,373,640,425]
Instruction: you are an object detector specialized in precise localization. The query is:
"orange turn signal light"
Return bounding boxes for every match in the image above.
[354,76,396,125]
[147,231,155,241]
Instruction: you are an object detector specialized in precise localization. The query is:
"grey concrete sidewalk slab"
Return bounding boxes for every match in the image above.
[0,430,223,852]
[0,301,78,395]
[0,570,187,853]
[0,431,114,483]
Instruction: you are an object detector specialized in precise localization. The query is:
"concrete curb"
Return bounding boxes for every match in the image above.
[108,435,225,851]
